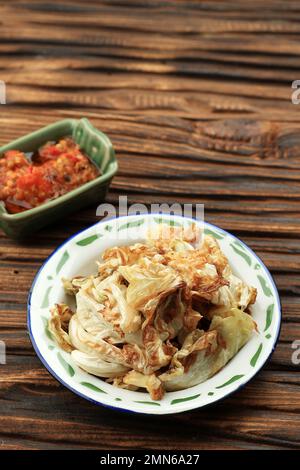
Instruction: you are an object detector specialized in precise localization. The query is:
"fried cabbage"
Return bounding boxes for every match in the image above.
[159,308,256,391]
[48,223,257,400]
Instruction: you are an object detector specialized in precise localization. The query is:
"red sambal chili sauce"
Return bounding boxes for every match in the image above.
[0,137,100,214]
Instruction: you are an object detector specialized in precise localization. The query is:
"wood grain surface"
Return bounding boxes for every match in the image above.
[0,0,299,450]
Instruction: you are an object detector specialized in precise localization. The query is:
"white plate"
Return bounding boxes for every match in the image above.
[28,214,281,414]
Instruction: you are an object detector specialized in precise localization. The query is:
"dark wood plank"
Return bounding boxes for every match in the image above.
[0,0,299,451]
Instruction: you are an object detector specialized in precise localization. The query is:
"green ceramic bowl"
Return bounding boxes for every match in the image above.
[0,118,117,238]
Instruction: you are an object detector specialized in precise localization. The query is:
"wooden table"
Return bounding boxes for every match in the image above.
[0,0,299,451]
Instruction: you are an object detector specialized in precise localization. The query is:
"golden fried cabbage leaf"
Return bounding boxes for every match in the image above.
[159,308,256,391]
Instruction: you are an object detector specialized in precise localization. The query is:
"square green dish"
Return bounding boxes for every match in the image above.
[0,118,118,238]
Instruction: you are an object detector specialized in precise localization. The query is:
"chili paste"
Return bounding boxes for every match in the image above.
[0,137,100,213]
